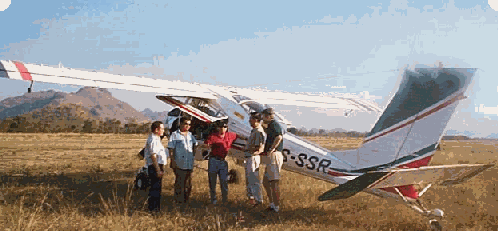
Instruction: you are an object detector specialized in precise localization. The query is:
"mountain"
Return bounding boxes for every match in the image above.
[0,90,67,120]
[445,129,477,138]
[0,87,148,123]
[141,108,169,122]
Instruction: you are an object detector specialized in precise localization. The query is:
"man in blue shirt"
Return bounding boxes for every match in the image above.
[168,117,197,205]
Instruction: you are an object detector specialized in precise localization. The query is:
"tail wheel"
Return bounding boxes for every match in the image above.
[429,219,442,231]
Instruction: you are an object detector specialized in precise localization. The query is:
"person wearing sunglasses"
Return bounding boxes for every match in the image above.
[168,116,197,206]
[203,120,242,205]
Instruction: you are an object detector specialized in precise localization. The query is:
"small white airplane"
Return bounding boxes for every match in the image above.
[0,60,493,230]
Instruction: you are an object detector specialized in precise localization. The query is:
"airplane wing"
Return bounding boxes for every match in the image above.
[0,60,216,100]
[234,88,382,113]
[319,163,494,201]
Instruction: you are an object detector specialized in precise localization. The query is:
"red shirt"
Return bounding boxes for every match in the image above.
[205,132,238,159]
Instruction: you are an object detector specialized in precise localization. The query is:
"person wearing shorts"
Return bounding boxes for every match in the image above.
[261,108,284,213]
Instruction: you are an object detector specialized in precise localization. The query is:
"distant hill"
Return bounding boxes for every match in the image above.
[141,108,169,122]
[0,87,150,133]
[0,87,148,123]
[445,129,476,138]
[0,90,67,120]
[442,135,471,140]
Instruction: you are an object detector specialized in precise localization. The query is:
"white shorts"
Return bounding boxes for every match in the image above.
[263,151,283,181]
[245,154,261,172]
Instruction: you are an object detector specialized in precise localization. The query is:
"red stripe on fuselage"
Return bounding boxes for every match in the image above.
[13,61,32,81]
[363,93,463,144]
[162,97,211,123]
[327,170,351,177]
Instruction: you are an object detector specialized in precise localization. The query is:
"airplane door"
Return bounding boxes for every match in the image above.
[217,97,251,138]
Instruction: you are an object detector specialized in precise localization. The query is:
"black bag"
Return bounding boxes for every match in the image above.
[137,148,145,160]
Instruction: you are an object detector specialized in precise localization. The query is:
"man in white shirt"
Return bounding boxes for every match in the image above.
[144,121,168,213]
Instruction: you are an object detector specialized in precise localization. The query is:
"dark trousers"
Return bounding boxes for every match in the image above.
[174,168,193,203]
[148,164,164,212]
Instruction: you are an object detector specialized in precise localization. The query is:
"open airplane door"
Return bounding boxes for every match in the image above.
[156,95,229,161]
[156,95,227,124]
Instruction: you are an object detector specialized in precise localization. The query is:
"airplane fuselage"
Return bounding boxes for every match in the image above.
[160,85,358,186]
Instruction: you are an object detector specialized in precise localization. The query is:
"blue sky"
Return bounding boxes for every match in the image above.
[1,0,498,137]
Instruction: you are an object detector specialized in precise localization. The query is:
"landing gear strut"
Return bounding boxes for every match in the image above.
[393,187,444,230]
[28,81,33,93]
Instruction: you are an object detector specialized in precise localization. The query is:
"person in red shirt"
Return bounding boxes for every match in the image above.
[204,120,240,205]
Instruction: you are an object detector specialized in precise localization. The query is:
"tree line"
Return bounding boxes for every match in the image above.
[287,127,366,137]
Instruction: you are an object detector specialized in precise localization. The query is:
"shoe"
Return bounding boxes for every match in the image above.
[264,206,276,212]
[253,201,263,208]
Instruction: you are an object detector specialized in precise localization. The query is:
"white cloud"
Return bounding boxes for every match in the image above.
[0,0,11,11]
[318,15,343,23]
[476,104,498,115]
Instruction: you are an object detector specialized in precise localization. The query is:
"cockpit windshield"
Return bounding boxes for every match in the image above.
[232,95,268,113]
[233,95,292,128]
[169,96,227,118]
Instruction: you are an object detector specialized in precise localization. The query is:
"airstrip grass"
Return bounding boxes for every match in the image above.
[0,133,497,230]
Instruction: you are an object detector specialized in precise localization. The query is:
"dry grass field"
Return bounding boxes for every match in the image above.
[0,133,497,230]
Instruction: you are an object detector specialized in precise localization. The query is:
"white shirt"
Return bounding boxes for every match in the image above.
[144,133,168,166]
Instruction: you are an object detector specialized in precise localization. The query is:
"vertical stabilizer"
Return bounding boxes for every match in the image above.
[353,67,476,170]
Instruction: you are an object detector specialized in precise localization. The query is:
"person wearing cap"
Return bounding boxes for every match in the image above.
[203,120,241,205]
[245,112,266,207]
[261,107,284,213]
[168,116,197,205]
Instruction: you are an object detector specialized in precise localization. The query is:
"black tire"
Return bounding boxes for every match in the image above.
[227,169,240,184]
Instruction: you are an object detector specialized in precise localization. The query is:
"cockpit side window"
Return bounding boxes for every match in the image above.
[232,95,251,103]
[170,96,227,119]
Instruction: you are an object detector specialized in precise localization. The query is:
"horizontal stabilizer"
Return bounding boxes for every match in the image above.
[318,163,494,201]
[366,164,494,189]
[318,172,389,201]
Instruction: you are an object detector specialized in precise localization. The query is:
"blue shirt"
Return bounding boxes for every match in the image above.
[168,130,198,170]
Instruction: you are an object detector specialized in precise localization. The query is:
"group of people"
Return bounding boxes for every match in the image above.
[141,107,284,214]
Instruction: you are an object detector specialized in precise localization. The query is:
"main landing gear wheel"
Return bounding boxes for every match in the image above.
[227,169,240,184]
[429,219,442,231]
